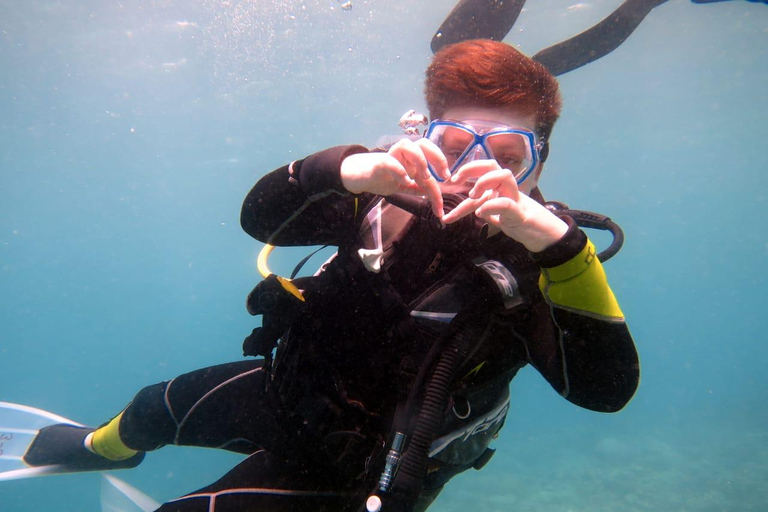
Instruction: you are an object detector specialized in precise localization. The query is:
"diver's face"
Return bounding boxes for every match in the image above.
[436,106,542,195]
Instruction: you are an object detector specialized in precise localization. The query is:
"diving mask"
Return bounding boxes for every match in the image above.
[425,119,544,184]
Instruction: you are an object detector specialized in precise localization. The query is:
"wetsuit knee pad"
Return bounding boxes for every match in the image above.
[119,382,178,451]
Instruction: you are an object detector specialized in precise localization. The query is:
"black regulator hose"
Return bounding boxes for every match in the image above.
[391,323,470,495]
[364,302,491,512]
[545,201,625,262]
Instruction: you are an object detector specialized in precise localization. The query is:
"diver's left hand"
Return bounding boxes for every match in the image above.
[441,160,568,253]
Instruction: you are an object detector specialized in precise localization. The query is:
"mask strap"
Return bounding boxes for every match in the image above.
[539,141,550,163]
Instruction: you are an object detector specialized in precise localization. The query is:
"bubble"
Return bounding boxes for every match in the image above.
[200,0,298,89]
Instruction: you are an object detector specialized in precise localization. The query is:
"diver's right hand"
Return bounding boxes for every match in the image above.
[340,138,450,218]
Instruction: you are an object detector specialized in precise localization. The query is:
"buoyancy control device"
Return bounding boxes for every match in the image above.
[242,193,625,511]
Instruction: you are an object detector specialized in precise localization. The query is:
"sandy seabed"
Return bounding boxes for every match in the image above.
[433,423,767,512]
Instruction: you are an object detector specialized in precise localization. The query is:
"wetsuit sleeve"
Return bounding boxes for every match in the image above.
[240,145,372,246]
[526,216,640,412]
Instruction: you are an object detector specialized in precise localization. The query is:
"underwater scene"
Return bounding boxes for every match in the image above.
[1,0,766,511]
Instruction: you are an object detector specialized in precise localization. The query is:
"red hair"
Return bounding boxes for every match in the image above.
[425,39,562,141]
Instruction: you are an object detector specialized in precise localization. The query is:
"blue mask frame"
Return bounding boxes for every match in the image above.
[425,119,543,185]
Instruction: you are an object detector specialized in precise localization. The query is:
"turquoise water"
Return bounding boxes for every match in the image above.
[1,1,766,511]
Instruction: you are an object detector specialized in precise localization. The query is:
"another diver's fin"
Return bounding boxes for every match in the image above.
[431,0,526,53]
[430,0,667,76]
[532,0,670,76]
[692,0,767,4]
[432,0,763,74]
[0,402,142,482]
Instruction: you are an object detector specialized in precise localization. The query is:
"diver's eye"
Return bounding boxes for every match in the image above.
[494,155,524,172]
[442,146,466,165]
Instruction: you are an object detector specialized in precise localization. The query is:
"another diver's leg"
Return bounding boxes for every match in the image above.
[692,0,767,4]
[154,450,360,512]
[431,0,671,77]
[430,0,527,53]
[532,0,669,76]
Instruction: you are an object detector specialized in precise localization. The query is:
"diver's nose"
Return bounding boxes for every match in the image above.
[464,144,490,163]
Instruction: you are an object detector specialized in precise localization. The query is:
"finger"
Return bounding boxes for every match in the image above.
[398,181,428,195]
[425,179,445,219]
[442,189,495,224]
[386,143,425,188]
[404,168,443,219]
[381,153,419,188]
[398,140,433,183]
[391,139,444,217]
[387,139,417,176]
[449,159,501,185]
[415,138,451,181]
[389,139,430,180]
[469,168,520,201]
[475,197,525,228]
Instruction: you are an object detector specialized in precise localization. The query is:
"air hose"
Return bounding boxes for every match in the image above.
[544,201,625,262]
[392,324,469,492]
[364,305,488,512]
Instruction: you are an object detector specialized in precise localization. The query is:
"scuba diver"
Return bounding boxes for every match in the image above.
[10,39,639,512]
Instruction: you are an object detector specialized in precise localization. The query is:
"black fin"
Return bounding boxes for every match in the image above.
[431,0,526,53]
[23,424,144,471]
[533,0,669,76]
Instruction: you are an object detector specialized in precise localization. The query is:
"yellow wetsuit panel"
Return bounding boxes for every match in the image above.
[91,412,138,461]
[539,239,624,320]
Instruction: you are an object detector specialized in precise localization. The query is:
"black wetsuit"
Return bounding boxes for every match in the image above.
[118,145,639,512]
